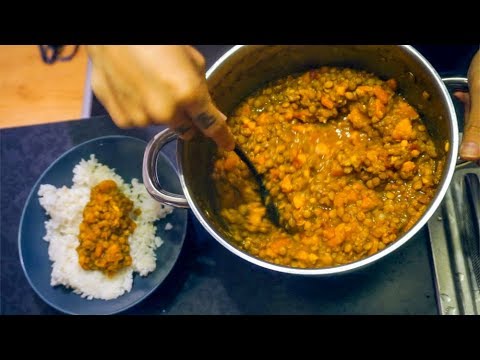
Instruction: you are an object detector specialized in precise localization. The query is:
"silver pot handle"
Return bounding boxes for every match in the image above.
[442,77,472,167]
[142,129,190,208]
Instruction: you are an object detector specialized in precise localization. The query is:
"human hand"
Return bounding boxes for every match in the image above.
[455,50,479,163]
[86,45,235,151]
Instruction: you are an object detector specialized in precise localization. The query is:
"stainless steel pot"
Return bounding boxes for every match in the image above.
[143,45,463,275]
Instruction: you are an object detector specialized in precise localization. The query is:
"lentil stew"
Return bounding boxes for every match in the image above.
[212,66,445,269]
[77,179,140,276]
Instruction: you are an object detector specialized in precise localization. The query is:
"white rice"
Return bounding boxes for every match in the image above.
[38,154,173,300]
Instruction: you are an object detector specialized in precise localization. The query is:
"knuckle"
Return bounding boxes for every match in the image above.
[146,101,175,123]
[112,116,131,129]
[186,45,206,71]
[176,83,201,104]
[91,74,105,99]
[176,77,208,106]
[196,55,206,72]
[467,124,480,135]
[131,111,149,127]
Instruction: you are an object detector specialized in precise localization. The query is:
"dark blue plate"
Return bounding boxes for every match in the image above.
[18,135,188,315]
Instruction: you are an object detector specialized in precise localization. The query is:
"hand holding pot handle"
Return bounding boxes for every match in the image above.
[455,50,480,163]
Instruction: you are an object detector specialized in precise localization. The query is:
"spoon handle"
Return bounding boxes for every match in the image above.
[233,145,281,227]
[234,146,262,188]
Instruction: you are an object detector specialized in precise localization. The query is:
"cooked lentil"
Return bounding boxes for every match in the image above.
[77,179,140,276]
[212,66,445,269]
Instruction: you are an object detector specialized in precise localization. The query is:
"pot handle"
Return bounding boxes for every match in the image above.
[442,77,472,167]
[142,128,190,208]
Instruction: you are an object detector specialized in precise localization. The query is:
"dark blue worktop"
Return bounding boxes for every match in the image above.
[1,45,477,315]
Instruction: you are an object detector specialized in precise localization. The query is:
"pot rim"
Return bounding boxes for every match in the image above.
[179,45,459,275]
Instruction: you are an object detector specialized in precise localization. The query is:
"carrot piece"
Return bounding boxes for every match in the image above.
[293,194,305,209]
[386,78,397,91]
[373,86,390,104]
[321,96,334,109]
[392,118,413,140]
[223,153,239,171]
[401,161,416,173]
[280,176,293,193]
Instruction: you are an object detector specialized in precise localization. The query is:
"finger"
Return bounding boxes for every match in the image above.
[184,92,235,151]
[99,66,152,128]
[171,111,199,141]
[455,90,480,161]
[184,46,206,74]
[454,91,470,121]
[454,91,470,104]
[143,91,176,126]
[91,67,132,128]
[111,87,149,127]
[461,114,480,161]
[190,101,235,151]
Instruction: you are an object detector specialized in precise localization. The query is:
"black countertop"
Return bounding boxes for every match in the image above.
[1,45,477,315]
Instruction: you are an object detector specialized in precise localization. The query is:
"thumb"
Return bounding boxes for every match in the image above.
[457,50,480,161]
[185,89,235,151]
[460,99,480,161]
[455,91,480,161]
